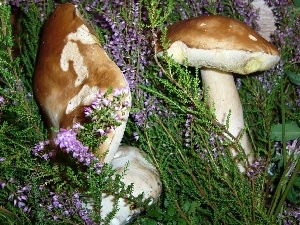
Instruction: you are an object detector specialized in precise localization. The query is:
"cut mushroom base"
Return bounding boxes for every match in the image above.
[156,15,280,172]
[84,146,162,225]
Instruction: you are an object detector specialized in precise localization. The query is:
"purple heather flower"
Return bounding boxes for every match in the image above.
[73,195,82,209]
[209,136,215,145]
[40,190,96,224]
[91,97,100,109]
[247,157,267,178]
[8,184,32,213]
[55,128,77,149]
[32,139,56,160]
[296,86,300,107]
[286,139,300,155]
[23,206,30,213]
[278,202,300,225]
[198,131,226,161]
[0,181,6,188]
[96,128,105,136]
[41,153,49,160]
[17,201,25,208]
[133,132,139,141]
[32,140,50,156]
[114,114,121,121]
[73,122,84,130]
[0,95,4,105]
[25,92,33,101]
[41,190,95,223]
[101,98,110,106]
[84,107,93,117]
[113,87,130,97]
[0,157,6,162]
[54,128,103,173]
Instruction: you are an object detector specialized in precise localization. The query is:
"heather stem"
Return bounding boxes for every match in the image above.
[281,78,287,168]
[268,148,299,217]
[274,157,300,217]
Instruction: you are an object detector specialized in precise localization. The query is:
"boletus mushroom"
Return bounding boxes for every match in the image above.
[34,3,131,163]
[156,15,280,172]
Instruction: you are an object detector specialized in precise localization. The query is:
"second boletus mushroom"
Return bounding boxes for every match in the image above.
[156,15,280,172]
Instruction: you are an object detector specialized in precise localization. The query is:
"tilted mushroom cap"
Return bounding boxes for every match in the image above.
[156,15,280,74]
[34,3,131,162]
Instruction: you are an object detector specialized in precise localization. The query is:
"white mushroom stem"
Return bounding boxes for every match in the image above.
[201,68,254,172]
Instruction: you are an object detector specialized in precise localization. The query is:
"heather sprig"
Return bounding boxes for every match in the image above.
[296,86,300,108]
[32,140,54,161]
[55,128,104,174]
[38,191,95,224]
[7,184,32,214]
[0,95,5,118]
[183,113,193,147]
[247,157,268,179]
[79,87,130,150]
[279,203,300,225]
[32,128,104,175]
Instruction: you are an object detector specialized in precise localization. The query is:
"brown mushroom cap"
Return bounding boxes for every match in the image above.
[34,3,129,130]
[156,15,280,74]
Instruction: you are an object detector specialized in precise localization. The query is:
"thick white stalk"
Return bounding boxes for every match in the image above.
[201,68,254,172]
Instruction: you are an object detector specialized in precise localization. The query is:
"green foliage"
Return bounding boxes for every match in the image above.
[287,70,300,85]
[271,121,300,142]
[0,10,45,225]
[143,0,174,28]
[0,4,44,150]
[134,66,273,223]
[0,0,299,224]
